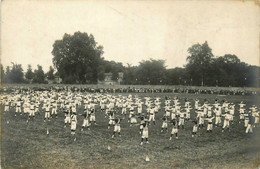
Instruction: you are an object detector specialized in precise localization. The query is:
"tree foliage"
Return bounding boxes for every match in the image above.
[102,60,124,81]
[1,64,5,83]
[122,64,138,85]
[4,63,24,83]
[165,68,188,85]
[1,36,258,87]
[46,66,55,80]
[52,32,104,84]
[25,64,34,81]
[32,65,46,84]
[135,59,166,85]
[186,41,214,86]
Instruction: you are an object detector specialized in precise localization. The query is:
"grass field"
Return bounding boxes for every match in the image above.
[1,92,260,169]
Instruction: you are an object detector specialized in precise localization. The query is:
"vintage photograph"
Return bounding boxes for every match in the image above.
[1,0,259,168]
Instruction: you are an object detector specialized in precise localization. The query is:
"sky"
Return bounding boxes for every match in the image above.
[1,0,259,72]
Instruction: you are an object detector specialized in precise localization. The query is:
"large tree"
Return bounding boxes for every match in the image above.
[210,54,249,87]
[136,59,166,85]
[122,64,138,85]
[5,63,24,83]
[25,64,34,81]
[32,65,46,83]
[52,32,104,84]
[102,60,124,81]
[0,64,5,83]
[186,41,214,86]
[4,66,10,83]
[46,66,55,80]
[165,67,188,85]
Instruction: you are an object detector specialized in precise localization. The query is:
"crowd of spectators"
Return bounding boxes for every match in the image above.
[1,85,258,96]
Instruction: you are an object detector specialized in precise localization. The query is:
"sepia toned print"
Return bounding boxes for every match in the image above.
[1,0,259,168]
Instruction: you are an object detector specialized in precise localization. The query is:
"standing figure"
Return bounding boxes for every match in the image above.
[81,113,90,131]
[161,116,168,132]
[192,120,198,137]
[29,101,35,119]
[112,117,121,138]
[139,116,146,134]
[245,114,254,134]
[4,99,10,113]
[44,104,51,122]
[206,116,215,132]
[51,101,58,119]
[108,111,115,129]
[140,121,149,145]
[148,106,156,125]
[214,107,222,127]
[170,121,178,140]
[90,108,97,125]
[71,112,77,135]
[222,113,231,132]
[16,99,22,116]
[64,105,71,128]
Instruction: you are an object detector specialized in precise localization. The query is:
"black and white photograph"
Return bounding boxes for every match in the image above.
[1,0,259,168]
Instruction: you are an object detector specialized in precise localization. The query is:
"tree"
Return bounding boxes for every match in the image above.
[222,54,242,86]
[210,54,248,87]
[165,68,188,85]
[210,57,230,86]
[0,64,5,83]
[5,63,24,83]
[136,59,166,85]
[46,66,55,80]
[245,65,259,87]
[186,41,214,86]
[4,66,10,83]
[32,65,46,83]
[223,54,240,64]
[122,64,138,85]
[25,64,34,81]
[102,60,124,81]
[52,32,104,84]
[97,65,105,81]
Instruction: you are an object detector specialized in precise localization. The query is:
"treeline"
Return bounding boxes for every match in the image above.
[1,32,259,87]
[122,56,258,87]
[0,63,55,84]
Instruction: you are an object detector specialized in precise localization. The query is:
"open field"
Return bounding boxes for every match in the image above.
[1,92,260,169]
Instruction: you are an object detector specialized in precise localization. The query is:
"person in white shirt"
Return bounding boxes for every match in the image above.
[192,120,198,137]
[121,101,127,115]
[140,121,149,145]
[15,99,22,116]
[222,113,232,132]
[214,107,222,127]
[206,116,215,132]
[64,107,71,128]
[194,99,199,110]
[4,99,10,112]
[89,108,96,125]
[29,101,35,119]
[71,112,77,135]
[178,111,185,129]
[161,116,168,132]
[51,101,58,119]
[112,117,122,138]
[170,121,178,140]
[44,104,51,122]
[130,113,137,126]
[148,106,156,125]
